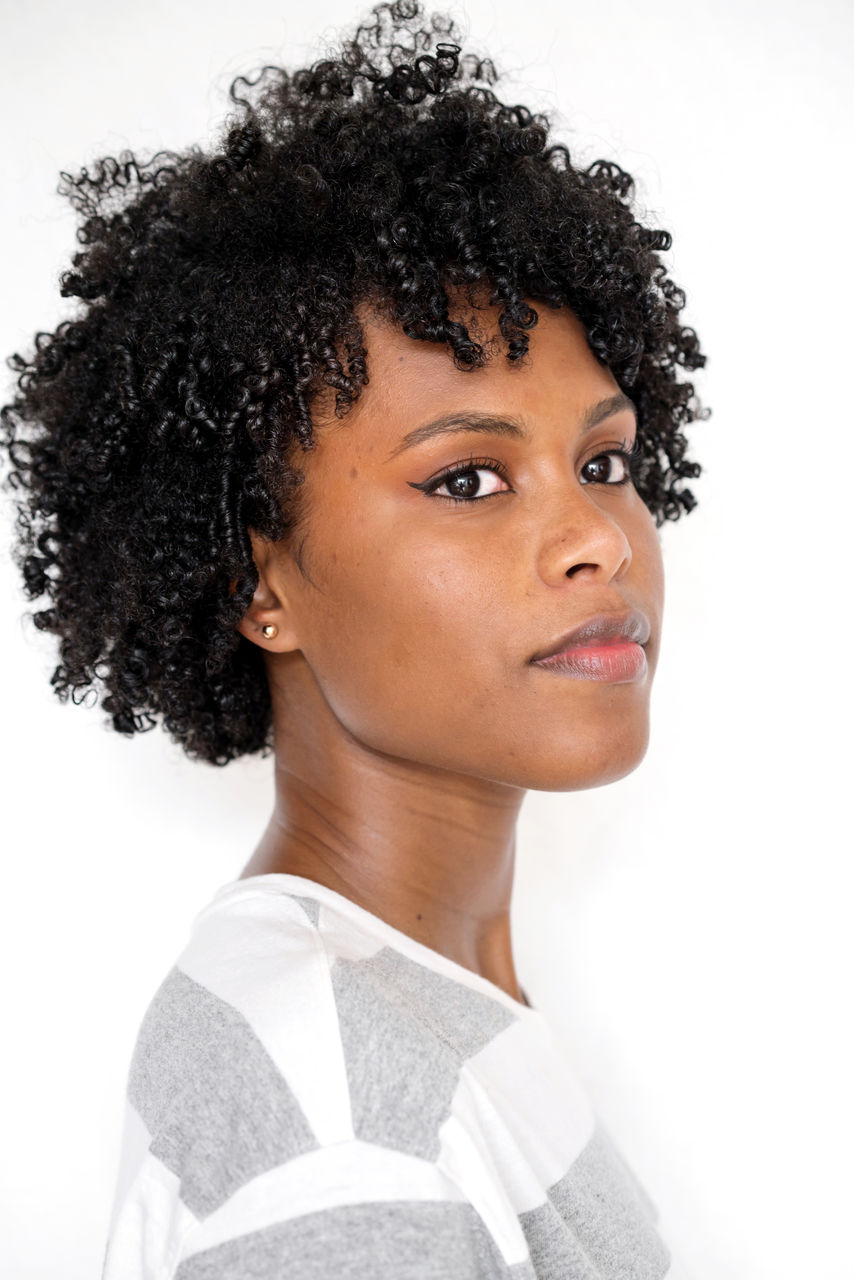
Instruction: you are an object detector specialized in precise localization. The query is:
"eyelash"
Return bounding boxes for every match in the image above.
[411,439,644,505]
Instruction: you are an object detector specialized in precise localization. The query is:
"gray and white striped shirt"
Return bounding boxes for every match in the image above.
[103,872,676,1278]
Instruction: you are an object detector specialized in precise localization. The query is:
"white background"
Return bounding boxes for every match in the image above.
[1,1,851,1277]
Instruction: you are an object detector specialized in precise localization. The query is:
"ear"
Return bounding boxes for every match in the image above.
[233,529,301,653]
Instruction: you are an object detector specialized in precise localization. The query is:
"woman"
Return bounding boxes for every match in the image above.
[0,2,706,1275]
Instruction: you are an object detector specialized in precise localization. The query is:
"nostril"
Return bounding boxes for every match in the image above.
[565,562,596,579]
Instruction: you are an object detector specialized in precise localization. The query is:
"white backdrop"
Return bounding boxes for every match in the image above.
[1,1,851,1277]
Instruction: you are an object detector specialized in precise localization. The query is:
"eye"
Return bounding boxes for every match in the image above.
[408,440,642,504]
[580,445,637,487]
[409,455,512,504]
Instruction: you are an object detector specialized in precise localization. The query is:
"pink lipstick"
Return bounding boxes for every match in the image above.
[529,609,650,683]
[531,638,647,682]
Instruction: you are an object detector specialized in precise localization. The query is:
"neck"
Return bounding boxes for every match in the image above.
[240,653,526,1002]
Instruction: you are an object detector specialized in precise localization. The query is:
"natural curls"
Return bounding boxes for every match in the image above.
[0,0,707,766]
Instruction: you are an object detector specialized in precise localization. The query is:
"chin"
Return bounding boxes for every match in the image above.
[500,717,652,793]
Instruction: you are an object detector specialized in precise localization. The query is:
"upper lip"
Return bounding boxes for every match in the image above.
[529,608,651,663]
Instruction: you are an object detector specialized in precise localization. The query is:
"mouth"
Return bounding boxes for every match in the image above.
[530,608,650,661]
[529,609,651,683]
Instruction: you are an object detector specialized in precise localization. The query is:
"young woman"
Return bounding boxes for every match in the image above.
[1,2,706,1276]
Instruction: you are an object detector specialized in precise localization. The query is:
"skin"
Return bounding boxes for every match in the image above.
[236,289,664,1004]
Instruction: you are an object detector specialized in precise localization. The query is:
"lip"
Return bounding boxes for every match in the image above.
[531,641,648,683]
[529,608,651,664]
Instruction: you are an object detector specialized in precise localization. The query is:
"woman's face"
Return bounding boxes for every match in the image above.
[259,294,665,792]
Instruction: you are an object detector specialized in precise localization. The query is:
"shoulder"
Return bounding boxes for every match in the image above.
[123,882,521,1188]
[128,888,351,1184]
[106,884,520,1278]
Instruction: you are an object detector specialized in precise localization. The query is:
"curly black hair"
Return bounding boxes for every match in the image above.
[0,0,707,767]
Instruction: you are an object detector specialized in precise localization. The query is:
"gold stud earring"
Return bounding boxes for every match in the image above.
[261,624,278,640]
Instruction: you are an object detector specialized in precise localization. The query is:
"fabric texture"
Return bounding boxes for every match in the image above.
[102,872,675,1279]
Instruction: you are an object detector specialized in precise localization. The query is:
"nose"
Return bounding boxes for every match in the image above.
[538,488,632,586]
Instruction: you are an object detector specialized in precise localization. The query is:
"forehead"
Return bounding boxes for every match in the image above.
[311,294,620,455]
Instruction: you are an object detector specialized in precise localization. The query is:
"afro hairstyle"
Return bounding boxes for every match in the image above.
[0,0,707,766]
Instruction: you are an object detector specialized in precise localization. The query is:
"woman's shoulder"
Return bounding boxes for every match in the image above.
[107,877,528,1277]
[105,878,672,1280]
[127,882,356,1155]
[121,873,556,1192]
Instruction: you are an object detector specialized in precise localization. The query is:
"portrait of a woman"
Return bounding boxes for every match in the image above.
[1,2,711,1276]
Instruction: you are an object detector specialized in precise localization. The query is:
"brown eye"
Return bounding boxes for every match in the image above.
[408,455,513,504]
[434,466,508,501]
[580,450,631,486]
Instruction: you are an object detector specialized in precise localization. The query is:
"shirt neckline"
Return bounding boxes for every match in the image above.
[208,871,543,1021]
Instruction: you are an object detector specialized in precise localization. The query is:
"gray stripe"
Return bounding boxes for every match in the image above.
[519,1126,670,1280]
[128,967,318,1217]
[332,946,516,1159]
[288,893,321,927]
[174,1200,534,1280]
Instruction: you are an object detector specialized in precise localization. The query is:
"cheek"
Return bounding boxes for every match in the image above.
[639,515,663,581]
[346,537,494,663]
[641,518,665,621]
[303,528,504,736]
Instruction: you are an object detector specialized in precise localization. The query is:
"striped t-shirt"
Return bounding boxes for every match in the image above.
[102,872,675,1278]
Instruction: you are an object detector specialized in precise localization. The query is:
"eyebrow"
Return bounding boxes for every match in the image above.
[385,392,637,461]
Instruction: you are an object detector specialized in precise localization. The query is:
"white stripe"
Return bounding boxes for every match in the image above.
[316,900,388,964]
[177,1140,470,1261]
[107,1099,152,1238]
[433,1021,596,1263]
[453,1017,597,1209]
[177,893,354,1145]
[436,1107,532,1266]
[103,1150,197,1280]
[212,875,546,1020]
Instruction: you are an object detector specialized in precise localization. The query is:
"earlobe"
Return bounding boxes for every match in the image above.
[236,611,291,650]
[235,579,287,646]
[235,532,297,651]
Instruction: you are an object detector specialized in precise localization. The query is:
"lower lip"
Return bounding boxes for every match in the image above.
[531,640,648,682]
